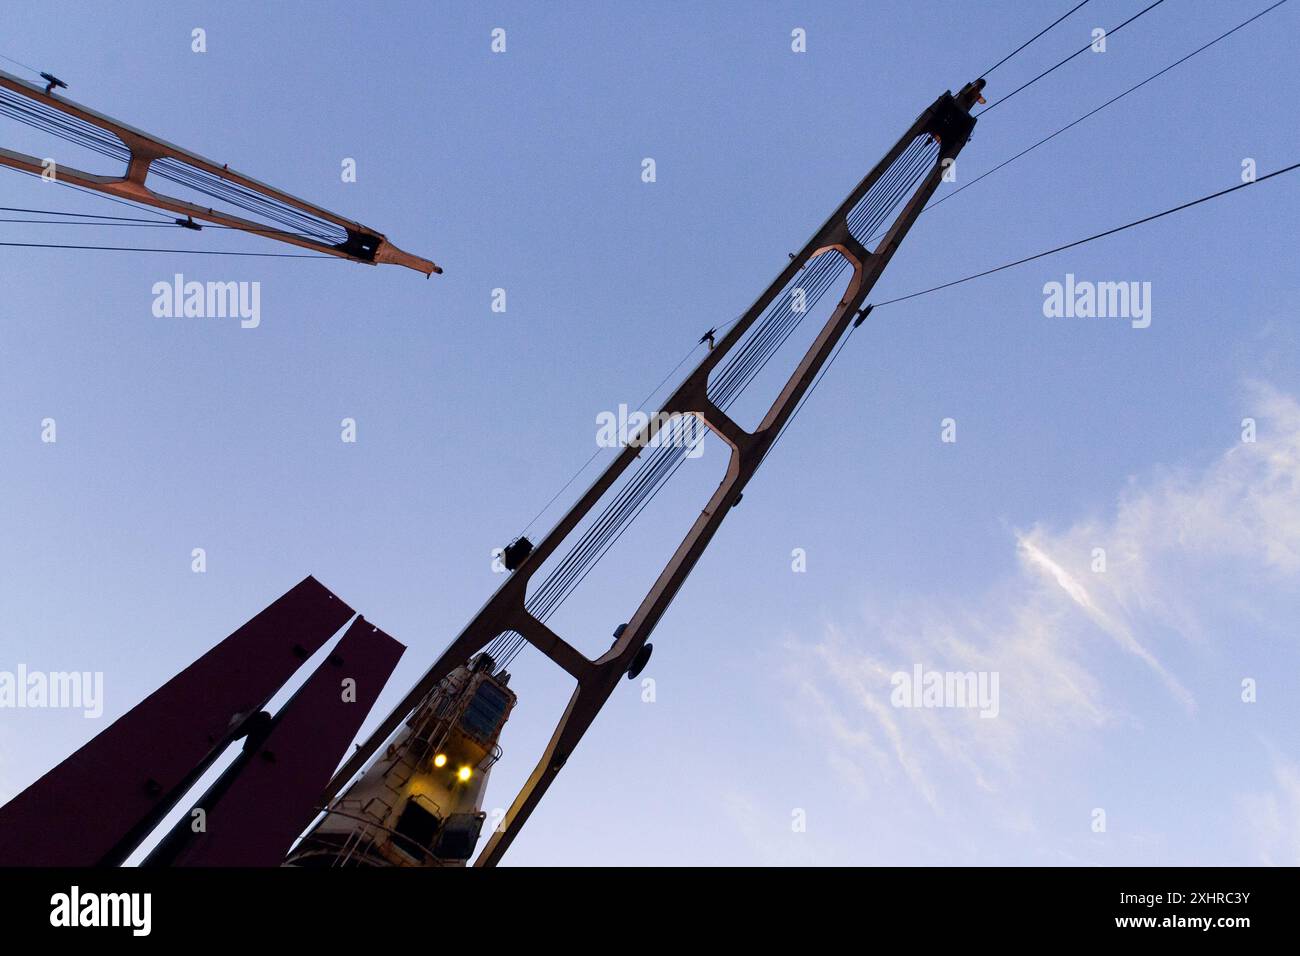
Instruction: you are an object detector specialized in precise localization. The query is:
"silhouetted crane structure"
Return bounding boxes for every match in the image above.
[4,0,1294,868]
[318,79,988,866]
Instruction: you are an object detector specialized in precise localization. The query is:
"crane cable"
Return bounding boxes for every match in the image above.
[500,0,1188,583]
[755,2,1295,521]
[493,6,1296,667]
[502,141,936,655]
[0,240,332,258]
[757,160,1299,499]
[870,161,1300,310]
[0,86,351,246]
[868,0,1291,246]
[979,0,1168,114]
[0,51,42,77]
[490,139,942,668]
[981,0,1094,78]
[506,141,935,561]
[1,169,335,257]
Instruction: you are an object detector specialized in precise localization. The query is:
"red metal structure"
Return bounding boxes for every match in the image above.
[143,617,405,867]
[0,577,362,866]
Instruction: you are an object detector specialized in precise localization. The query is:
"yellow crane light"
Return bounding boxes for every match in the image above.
[433,753,447,768]
[457,766,472,783]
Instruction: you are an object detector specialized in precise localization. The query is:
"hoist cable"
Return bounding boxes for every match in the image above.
[872,161,1300,309]
[978,0,1169,114]
[982,0,1094,77]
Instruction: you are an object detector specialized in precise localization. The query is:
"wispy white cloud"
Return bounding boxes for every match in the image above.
[1016,533,1194,712]
[785,383,1300,859]
[1238,753,1300,866]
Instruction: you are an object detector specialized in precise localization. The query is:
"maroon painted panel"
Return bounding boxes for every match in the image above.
[0,575,354,866]
[165,617,404,866]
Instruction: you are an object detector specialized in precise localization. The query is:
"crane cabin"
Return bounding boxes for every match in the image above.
[286,654,515,867]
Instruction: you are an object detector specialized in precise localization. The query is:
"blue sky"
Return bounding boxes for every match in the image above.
[1,0,1298,865]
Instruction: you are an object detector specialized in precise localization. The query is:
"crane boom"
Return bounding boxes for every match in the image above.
[320,79,987,865]
[0,67,439,274]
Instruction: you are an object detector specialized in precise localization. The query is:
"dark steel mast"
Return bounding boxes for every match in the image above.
[322,79,987,865]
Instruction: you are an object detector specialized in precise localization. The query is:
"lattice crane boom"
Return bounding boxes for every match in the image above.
[320,79,986,866]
